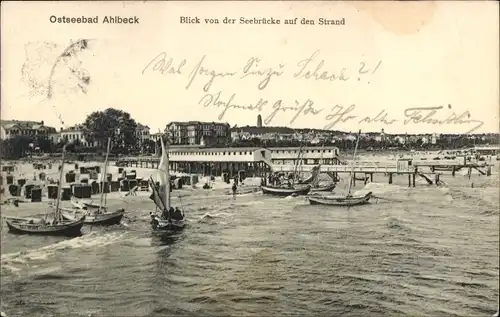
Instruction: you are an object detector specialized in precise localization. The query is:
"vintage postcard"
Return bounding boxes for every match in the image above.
[1,1,498,317]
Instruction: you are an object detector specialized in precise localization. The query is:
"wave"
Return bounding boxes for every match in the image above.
[1,231,128,273]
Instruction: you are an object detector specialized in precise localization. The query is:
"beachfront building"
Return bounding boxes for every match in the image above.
[150,132,163,143]
[166,121,230,146]
[58,125,95,147]
[135,123,150,148]
[269,146,340,165]
[117,145,341,177]
[0,120,56,140]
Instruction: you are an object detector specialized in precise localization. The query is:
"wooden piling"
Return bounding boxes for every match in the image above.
[388,173,393,184]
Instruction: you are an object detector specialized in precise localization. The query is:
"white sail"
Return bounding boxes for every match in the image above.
[158,136,170,209]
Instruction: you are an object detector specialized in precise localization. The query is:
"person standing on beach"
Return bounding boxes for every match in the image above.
[232,181,237,196]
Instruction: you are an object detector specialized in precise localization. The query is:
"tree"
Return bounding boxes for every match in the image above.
[142,139,156,154]
[0,136,32,159]
[82,108,137,151]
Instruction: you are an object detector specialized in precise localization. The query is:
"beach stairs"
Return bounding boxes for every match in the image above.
[472,166,487,176]
[417,172,434,185]
[260,153,274,171]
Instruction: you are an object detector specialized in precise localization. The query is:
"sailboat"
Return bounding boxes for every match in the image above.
[301,164,336,193]
[4,145,85,236]
[297,142,336,192]
[306,130,372,206]
[261,145,312,196]
[149,134,185,232]
[60,138,125,225]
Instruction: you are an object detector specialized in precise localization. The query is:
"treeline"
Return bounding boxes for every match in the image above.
[0,108,156,160]
[1,106,498,160]
[226,136,499,150]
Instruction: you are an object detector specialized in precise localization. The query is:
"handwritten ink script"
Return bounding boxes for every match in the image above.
[198,91,484,133]
[142,50,381,91]
[141,51,483,133]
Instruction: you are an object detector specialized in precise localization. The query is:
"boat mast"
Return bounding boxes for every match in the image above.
[99,137,111,210]
[163,133,171,212]
[347,130,361,196]
[292,146,301,184]
[55,145,66,221]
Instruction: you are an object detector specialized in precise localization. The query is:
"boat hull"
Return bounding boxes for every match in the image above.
[307,192,372,206]
[261,185,311,196]
[61,209,124,226]
[5,217,85,237]
[310,183,336,193]
[152,216,186,232]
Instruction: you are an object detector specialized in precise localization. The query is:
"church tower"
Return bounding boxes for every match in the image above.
[257,114,262,127]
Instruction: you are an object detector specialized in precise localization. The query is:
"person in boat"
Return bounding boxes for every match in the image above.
[171,207,183,220]
[150,212,159,229]
[162,207,173,220]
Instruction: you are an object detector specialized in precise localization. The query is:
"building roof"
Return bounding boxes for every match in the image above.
[170,147,263,153]
[1,120,56,132]
[60,124,84,132]
[167,121,230,126]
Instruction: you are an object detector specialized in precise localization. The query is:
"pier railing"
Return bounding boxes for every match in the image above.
[271,159,489,174]
[271,164,399,173]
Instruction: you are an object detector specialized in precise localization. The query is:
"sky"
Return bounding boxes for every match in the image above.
[1,1,499,134]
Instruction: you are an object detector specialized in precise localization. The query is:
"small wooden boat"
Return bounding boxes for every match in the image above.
[307,191,372,206]
[61,138,126,226]
[261,184,311,196]
[80,201,107,211]
[150,213,185,231]
[5,216,85,237]
[60,208,125,226]
[307,130,372,207]
[71,199,107,211]
[309,183,336,193]
[4,145,85,237]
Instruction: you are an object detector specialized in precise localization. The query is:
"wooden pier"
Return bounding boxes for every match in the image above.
[115,151,492,188]
[272,159,491,187]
